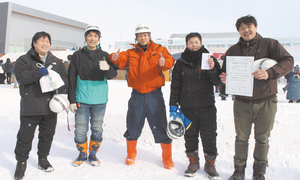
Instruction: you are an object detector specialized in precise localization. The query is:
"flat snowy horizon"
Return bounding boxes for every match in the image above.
[0,80,299,180]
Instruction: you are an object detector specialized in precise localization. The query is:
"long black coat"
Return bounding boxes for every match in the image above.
[169,47,222,110]
[14,49,68,116]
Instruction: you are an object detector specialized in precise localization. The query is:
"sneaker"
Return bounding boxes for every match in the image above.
[38,158,54,172]
[14,161,26,180]
[73,152,87,167]
[252,173,265,180]
[88,153,100,166]
[228,170,245,180]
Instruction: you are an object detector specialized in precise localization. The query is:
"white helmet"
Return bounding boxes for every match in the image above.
[49,94,70,113]
[85,23,101,37]
[166,116,185,139]
[135,23,151,34]
[253,58,277,72]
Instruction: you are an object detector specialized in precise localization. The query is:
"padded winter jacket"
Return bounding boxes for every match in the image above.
[169,46,222,110]
[287,76,300,100]
[14,49,68,116]
[110,41,175,94]
[68,46,118,104]
[222,33,294,103]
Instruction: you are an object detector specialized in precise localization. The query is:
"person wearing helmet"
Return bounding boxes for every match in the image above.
[110,23,175,169]
[219,15,294,180]
[13,31,68,180]
[169,32,222,178]
[68,23,117,167]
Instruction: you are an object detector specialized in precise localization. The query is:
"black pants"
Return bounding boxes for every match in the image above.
[6,72,11,84]
[15,114,57,162]
[182,106,217,156]
[0,74,5,84]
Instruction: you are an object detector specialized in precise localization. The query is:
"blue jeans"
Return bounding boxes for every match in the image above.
[74,103,106,143]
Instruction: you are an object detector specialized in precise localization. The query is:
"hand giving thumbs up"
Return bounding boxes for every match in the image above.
[112,49,120,61]
[158,53,165,67]
[99,57,110,71]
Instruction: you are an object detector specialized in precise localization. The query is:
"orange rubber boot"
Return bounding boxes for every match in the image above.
[161,143,174,169]
[126,140,137,165]
[73,141,88,167]
[89,139,101,166]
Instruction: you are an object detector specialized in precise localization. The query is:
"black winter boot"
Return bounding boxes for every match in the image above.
[184,150,200,177]
[228,164,246,180]
[252,163,266,180]
[252,173,265,180]
[38,158,54,172]
[204,154,219,179]
[14,161,26,180]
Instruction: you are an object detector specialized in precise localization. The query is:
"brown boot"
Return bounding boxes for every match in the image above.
[160,143,174,169]
[184,150,200,177]
[204,154,219,179]
[88,139,101,166]
[126,140,137,165]
[73,140,88,167]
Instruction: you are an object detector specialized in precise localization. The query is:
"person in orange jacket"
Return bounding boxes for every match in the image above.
[110,23,175,169]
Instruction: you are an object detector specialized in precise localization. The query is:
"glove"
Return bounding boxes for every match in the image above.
[169,106,178,120]
[70,103,77,114]
[99,59,110,71]
[178,109,192,130]
[39,67,49,76]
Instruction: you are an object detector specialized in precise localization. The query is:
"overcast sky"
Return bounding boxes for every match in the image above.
[1,0,300,49]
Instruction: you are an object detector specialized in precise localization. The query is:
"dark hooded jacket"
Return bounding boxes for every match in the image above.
[222,33,294,103]
[170,46,222,110]
[14,48,68,116]
[4,59,12,73]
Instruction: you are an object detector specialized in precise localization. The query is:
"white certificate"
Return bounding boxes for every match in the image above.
[226,56,254,97]
[201,53,210,70]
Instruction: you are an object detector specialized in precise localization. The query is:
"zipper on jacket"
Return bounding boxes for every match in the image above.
[246,42,250,56]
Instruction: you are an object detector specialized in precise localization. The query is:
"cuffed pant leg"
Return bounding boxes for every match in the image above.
[37,114,57,158]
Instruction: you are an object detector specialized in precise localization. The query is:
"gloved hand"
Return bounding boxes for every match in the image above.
[39,67,49,76]
[169,106,178,120]
[178,109,192,130]
[99,58,110,71]
[70,103,77,114]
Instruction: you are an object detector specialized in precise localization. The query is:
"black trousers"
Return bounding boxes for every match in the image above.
[15,114,57,162]
[0,74,5,84]
[182,106,217,156]
[6,72,11,84]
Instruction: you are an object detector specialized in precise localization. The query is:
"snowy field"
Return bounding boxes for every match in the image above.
[0,80,299,180]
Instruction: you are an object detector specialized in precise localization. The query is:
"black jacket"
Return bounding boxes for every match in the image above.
[222,33,294,103]
[4,59,12,73]
[14,48,68,116]
[170,46,222,110]
[68,46,118,104]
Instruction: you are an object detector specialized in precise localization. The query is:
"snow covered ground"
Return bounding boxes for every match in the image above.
[0,80,299,180]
